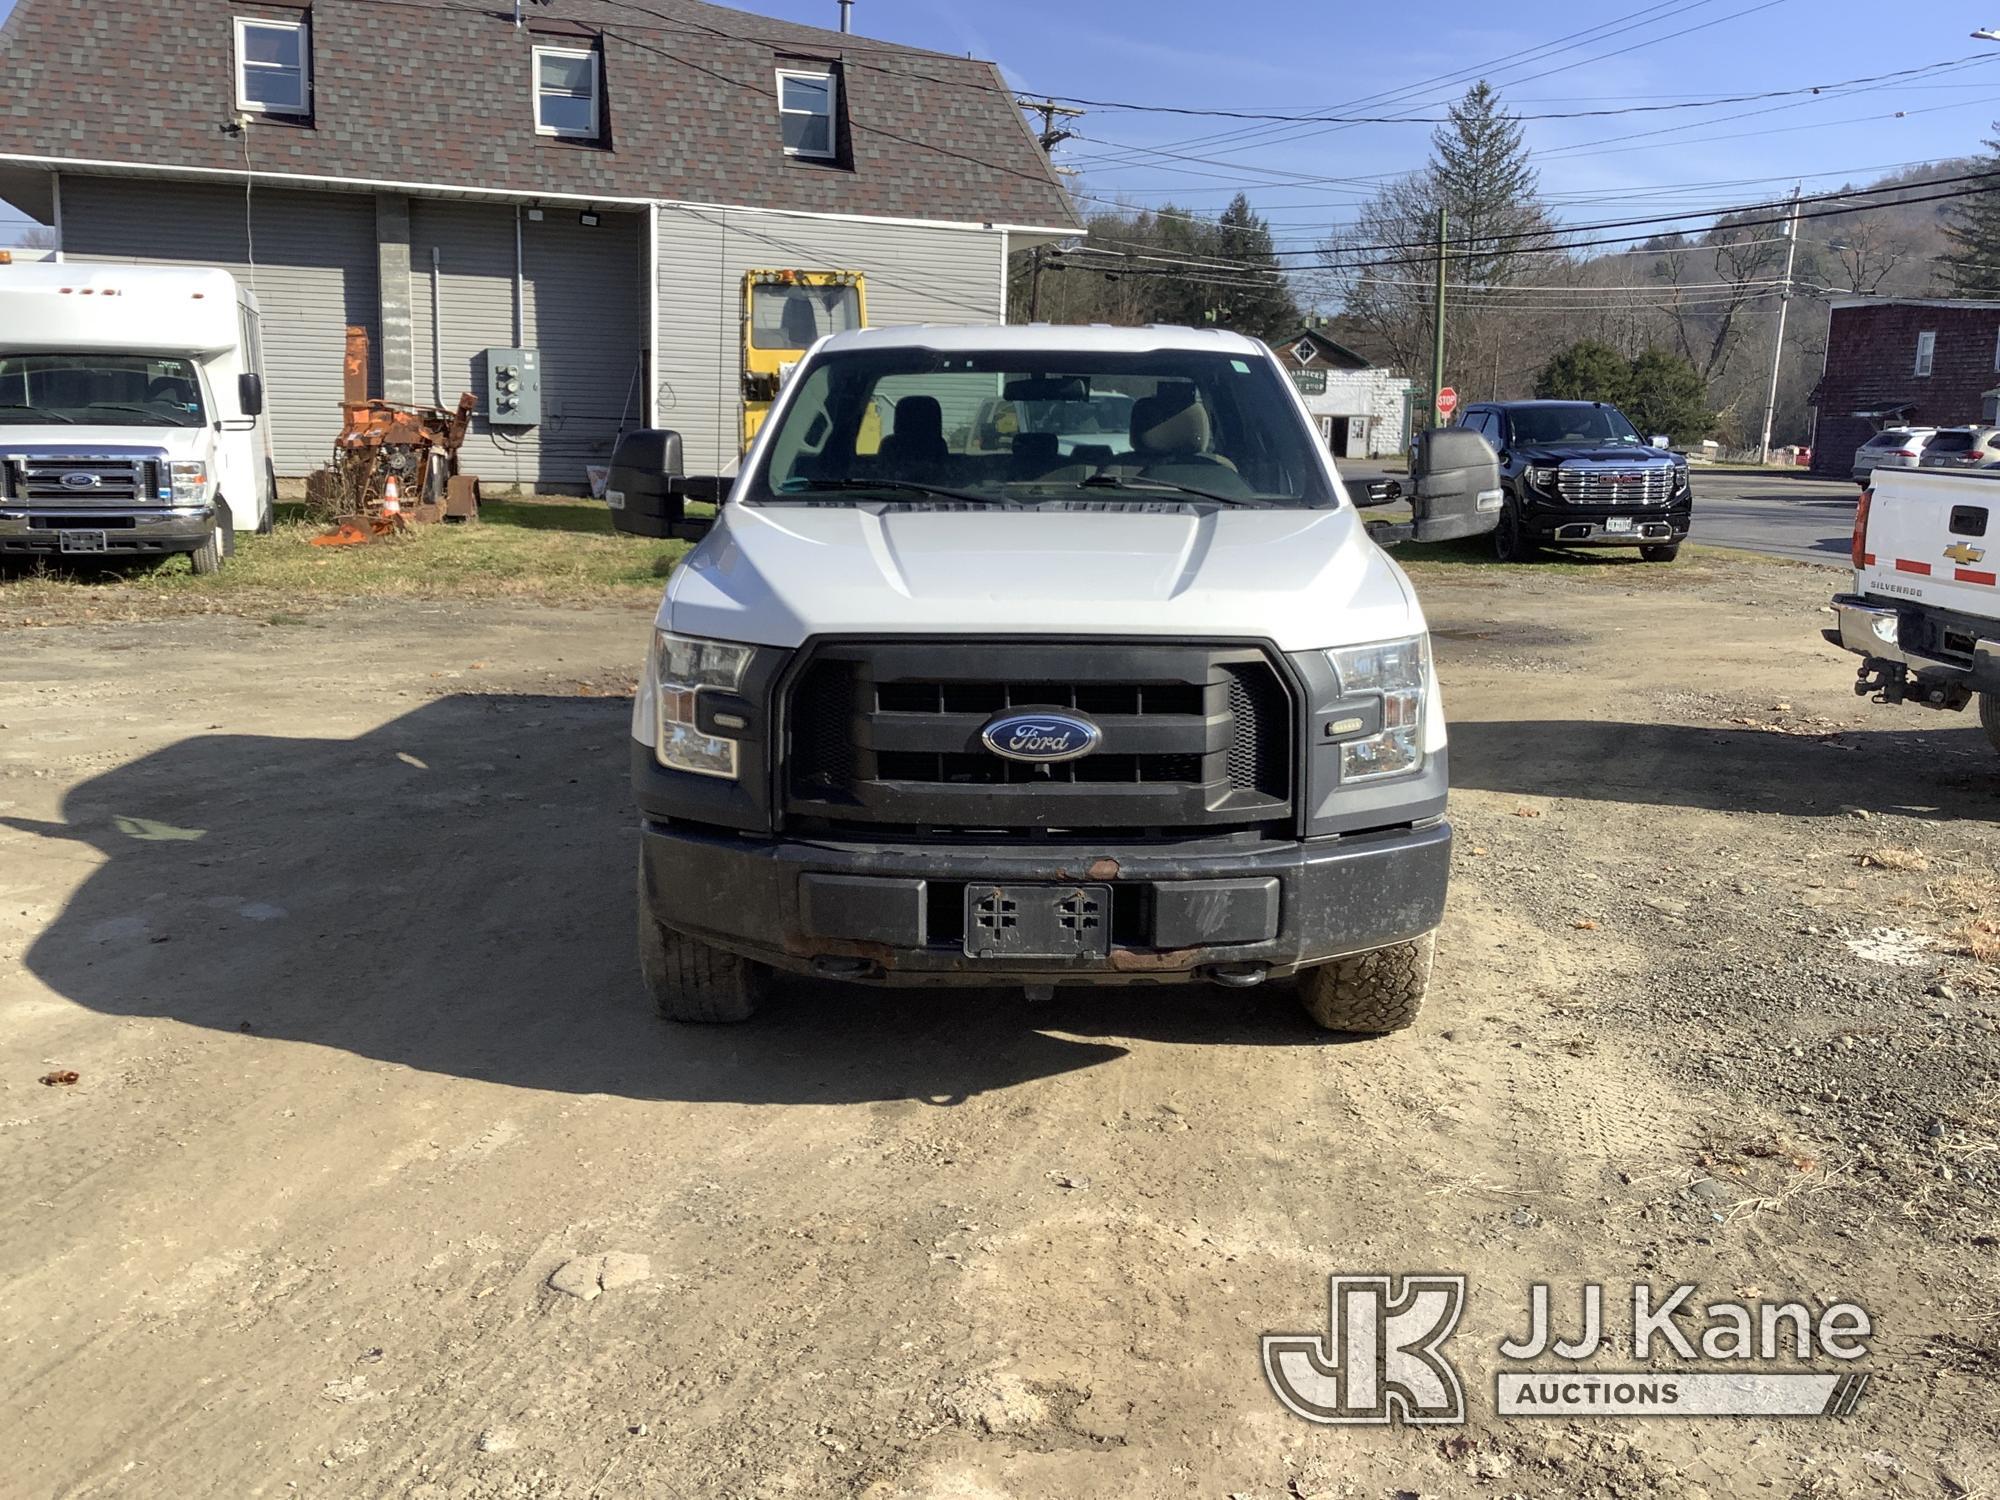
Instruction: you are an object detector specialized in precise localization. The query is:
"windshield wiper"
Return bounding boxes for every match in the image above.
[0,403,76,424]
[84,403,201,426]
[775,479,1013,506]
[1074,474,1271,507]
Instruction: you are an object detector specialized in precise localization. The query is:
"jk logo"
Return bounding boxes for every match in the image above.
[1263,1275,1467,1426]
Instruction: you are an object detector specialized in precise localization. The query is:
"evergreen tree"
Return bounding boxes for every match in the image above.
[1942,132,2000,297]
[1211,194,1301,342]
[1623,348,1713,445]
[1430,82,1549,286]
[1534,339,1632,403]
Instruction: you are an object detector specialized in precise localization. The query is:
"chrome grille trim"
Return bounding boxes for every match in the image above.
[1553,465,1675,505]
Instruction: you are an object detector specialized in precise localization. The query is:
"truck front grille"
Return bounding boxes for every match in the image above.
[1554,465,1674,504]
[4,454,158,505]
[782,641,1295,838]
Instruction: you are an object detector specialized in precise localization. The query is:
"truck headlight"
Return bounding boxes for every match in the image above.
[169,460,208,503]
[1326,635,1428,782]
[652,629,755,778]
[1672,461,1690,492]
[1525,465,1558,492]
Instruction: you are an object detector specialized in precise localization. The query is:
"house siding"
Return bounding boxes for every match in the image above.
[1813,301,2000,477]
[408,200,646,490]
[656,204,1007,473]
[60,176,379,475]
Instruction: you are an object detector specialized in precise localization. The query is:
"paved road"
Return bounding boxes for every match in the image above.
[1341,462,1859,567]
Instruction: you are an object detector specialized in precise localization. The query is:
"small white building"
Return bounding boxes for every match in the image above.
[1272,328,1411,460]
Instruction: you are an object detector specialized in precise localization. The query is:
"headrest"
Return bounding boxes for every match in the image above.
[1011,432,1060,462]
[893,395,944,442]
[1132,388,1210,455]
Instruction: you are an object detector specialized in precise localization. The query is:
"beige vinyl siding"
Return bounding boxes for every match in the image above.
[60,176,379,476]
[656,205,1007,473]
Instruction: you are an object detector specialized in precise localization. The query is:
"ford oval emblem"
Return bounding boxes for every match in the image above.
[60,472,98,489]
[980,709,1102,763]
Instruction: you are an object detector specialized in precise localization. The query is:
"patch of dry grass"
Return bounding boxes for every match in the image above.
[1859,847,1933,873]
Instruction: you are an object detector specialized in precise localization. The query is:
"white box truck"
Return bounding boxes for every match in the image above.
[607,324,1502,1033]
[0,261,274,573]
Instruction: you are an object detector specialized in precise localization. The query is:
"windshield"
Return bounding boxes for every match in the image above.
[750,347,1335,508]
[749,283,862,351]
[0,353,207,427]
[1507,404,1643,447]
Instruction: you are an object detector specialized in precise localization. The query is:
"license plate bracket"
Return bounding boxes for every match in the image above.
[964,883,1112,960]
[58,529,108,553]
[1605,515,1635,534]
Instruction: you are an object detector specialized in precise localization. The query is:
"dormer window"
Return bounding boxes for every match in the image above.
[777,68,837,159]
[534,45,601,139]
[234,16,311,117]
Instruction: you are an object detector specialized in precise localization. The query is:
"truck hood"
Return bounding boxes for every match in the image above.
[0,423,209,457]
[663,502,1421,652]
[1512,443,1676,465]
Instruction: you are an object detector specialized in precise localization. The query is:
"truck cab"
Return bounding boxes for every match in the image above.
[609,325,1502,1034]
[0,262,274,573]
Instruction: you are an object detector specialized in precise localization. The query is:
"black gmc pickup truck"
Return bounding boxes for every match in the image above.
[1455,400,1692,563]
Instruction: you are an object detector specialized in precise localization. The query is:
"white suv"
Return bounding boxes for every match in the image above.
[1853,427,1937,481]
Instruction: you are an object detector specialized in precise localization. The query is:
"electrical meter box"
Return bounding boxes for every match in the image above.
[484,347,541,426]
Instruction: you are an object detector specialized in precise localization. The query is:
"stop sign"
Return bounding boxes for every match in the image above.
[1435,386,1458,418]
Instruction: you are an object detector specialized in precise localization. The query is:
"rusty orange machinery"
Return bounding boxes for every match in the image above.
[306,326,482,545]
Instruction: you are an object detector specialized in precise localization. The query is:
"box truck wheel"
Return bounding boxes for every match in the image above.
[1982,691,2000,755]
[637,869,765,1023]
[1296,932,1433,1033]
[187,512,228,576]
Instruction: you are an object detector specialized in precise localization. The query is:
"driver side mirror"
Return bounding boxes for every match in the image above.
[606,429,724,541]
[1356,478,1402,508]
[1370,428,1502,546]
[237,372,264,418]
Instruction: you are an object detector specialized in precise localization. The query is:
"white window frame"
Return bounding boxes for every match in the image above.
[1915,329,1937,378]
[533,45,601,139]
[1991,325,1999,373]
[233,16,311,117]
[776,67,838,160]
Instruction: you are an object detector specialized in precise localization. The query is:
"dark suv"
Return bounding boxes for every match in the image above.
[1456,400,1692,562]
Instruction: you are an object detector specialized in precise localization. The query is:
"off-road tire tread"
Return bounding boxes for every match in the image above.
[1981,691,2000,755]
[1297,933,1434,1033]
[637,875,763,1023]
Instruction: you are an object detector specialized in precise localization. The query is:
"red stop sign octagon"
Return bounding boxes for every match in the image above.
[1435,386,1458,418]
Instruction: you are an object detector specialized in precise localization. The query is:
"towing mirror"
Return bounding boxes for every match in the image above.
[606,429,723,541]
[237,372,264,418]
[1357,478,1402,508]
[1373,427,1503,546]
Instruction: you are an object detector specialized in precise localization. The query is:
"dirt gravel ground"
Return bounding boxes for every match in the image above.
[1,555,1997,1500]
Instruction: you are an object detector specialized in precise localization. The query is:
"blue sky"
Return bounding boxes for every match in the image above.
[5,0,1999,247]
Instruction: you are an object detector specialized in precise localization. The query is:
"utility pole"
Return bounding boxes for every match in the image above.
[1017,98,1082,321]
[1758,184,1803,465]
[1431,206,1449,428]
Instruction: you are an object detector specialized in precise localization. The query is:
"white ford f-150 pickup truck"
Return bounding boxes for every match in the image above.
[1830,466,2000,752]
[608,325,1502,1033]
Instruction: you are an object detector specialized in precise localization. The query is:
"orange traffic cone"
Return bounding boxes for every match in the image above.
[380,475,402,518]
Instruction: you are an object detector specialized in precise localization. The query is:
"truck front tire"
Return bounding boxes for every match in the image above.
[1982,691,2000,755]
[187,513,228,576]
[637,872,766,1023]
[1493,500,1537,563]
[1640,543,1680,562]
[1296,933,1434,1033]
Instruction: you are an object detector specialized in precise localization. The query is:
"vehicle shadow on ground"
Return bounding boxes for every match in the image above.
[3,695,1338,1105]
[1451,717,2000,820]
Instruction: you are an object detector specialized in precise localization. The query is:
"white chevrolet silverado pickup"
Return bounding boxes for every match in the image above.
[1830,466,2000,752]
[609,325,1501,1033]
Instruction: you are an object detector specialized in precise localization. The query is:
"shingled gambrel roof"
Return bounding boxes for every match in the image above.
[0,0,1081,229]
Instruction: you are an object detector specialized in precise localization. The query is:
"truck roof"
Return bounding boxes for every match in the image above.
[817,323,1271,356]
[0,261,250,355]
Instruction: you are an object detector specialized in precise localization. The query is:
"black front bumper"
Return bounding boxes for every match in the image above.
[639,818,1452,986]
[1516,490,1691,546]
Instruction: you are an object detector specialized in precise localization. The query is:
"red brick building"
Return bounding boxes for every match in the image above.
[1813,298,2000,477]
